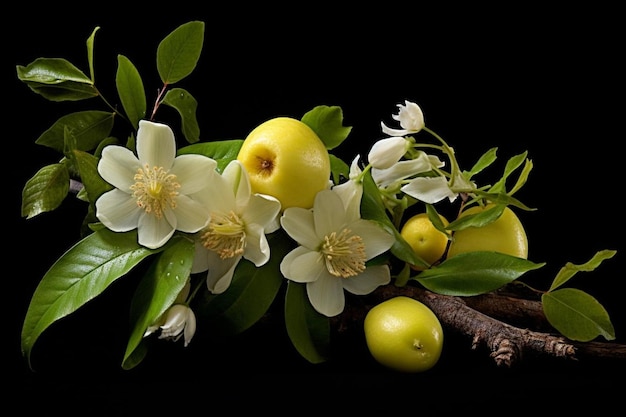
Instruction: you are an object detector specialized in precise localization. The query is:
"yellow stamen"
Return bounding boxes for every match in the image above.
[321,228,366,278]
[130,164,180,218]
[201,211,246,259]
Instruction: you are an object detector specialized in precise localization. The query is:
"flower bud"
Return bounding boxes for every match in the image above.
[158,304,197,347]
[368,137,410,169]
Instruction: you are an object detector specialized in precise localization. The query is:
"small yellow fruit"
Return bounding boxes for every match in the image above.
[237,117,330,209]
[447,203,528,259]
[364,296,444,373]
[400,212,450,270]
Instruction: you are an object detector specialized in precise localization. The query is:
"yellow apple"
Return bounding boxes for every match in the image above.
[237,117,331,209]
[400,212,450,271]
[364,296,444,373]
[447,203,528,259]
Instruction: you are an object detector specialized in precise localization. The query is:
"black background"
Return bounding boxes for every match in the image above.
[9,5,625,414]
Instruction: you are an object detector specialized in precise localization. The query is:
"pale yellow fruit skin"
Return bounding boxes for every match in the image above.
[364,296,444,373]
[447,204,528,259]
[237,117,331,209]
[400,212,450,271]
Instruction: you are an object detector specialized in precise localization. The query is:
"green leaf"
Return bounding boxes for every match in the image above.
[507,158,533,196]
[116,54,146,130]
[21,229,158,368]
[178,139,243,173]
[360,169,428,268]
[71,150,112,205]
[21,163,70,219]
[157,21,204,84]
[301,105,352,150]
[161,88,200,143]
[329,153,350,185]
[466,147,498,178]
[414,251,545,296]
[446,204,505,232]
[284,281,330,364]
[123,236,195,369]
[86,26,99,82]
[35,110,115,153]
[542,288,615,342]
[16,58,98,101]
[489,151,528,194]
[197,230,288,335]
[549,249,617,291]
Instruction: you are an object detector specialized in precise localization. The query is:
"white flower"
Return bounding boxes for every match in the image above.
[401,172,474,204]
[191,160,281,294]
[372,151,445,189]
[367,136,411,169]
[158,304,197,347]
[331,155,363,221]
[381,100,425,137]
[96,120,216,249]
[280,189,395,317]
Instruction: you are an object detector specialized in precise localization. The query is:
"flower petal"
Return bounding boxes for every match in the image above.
[243,194,281,231]
[280,207,319,249]
[368,136,408,169]
[342,265,391,295]
[280,247,325,283]
[137,210,176,249]
[401,176,457,204]
[307,274,345,317]
[191,241,210,273]
[98,146,141,191]
[171,154,217,195]
[136,120,176,169]
[95,189,141,231]
[171,194,210,233]
[206,251,240,294]
[349,219,395,260]
[243,223,270,267]
[313,190,347,239]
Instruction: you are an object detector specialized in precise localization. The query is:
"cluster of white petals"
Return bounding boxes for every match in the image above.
[380,100,425,137]
[96,120,217,249]
[191,160,281,294]
[280,187,395,317]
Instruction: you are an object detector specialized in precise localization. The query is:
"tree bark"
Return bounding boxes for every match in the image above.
[335,284,626,367]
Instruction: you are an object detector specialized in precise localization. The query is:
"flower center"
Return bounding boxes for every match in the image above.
[201,211,246,259]
[321,228,366,278]
[130,164,180,218]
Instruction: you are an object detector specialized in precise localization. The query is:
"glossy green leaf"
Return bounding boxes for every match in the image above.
[542,288,615,342]
[123,236,195,369]
[549,249,617,291]
[21,163,70,219]
[301,105,352,150]
[466,147,498,178]
[198,230,288,335]
[446,204,505,232]
[489,151,528,194]
[86,26,99,82]
[116,54,146,130]
[284,281,330,364]
[71,149,112,205]
[35,110,115,153]
[360,170,428,269]
[16,57,98,101]
[162,88,199,143]
[21,229,158,368]
[178,139,243,173]
[329,153,350,185]
[507,158,533,196]
[157,21,204,84]
[414,251,545,296]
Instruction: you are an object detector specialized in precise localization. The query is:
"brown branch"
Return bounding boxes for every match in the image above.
[335,284,626,367]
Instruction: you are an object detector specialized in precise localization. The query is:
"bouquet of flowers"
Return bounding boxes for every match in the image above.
[18,20,620,372]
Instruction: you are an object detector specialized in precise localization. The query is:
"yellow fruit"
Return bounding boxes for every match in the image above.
[400,212,450,270]
[364,296,444,373]
[447,203,528,259]
[237,117,331,209]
